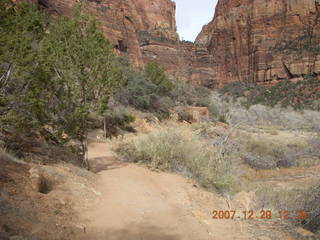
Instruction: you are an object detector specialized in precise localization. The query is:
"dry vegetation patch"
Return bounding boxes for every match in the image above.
[114,121,235,192]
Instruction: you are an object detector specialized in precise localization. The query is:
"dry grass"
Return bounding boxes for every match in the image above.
[209,92,320,131]
[243,167,316,181]
[255,183,320,231]
[235,130,320,170]
[115,110,320,232]
[0,148,26,165]
[265,130,279,135]
[114,121,235,192]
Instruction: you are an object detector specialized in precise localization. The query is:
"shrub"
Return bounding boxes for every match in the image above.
[115,71,158,110]
[308,137,320,157]
[242,153,278,169]
[209,92,320,131]
[301,185,320,232]
[0,2,126,165]
[0,148,26,165]
[219,77,320,111]
[169,80,211,107]
[114,122,234,192]
[218,114,228,124]
[114,65,177,118]
[256,184,320,232]
[239,135,304,169]
[103,106,135,138]
[144,62,174,94]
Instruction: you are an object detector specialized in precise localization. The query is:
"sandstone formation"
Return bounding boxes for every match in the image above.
[196,0,320,87]
[21,0,320,88]
[35,0,178,68]
[18,0,213,86]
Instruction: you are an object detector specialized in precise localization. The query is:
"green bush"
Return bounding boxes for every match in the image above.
[0,2,125,164]
[218,114,228,124]
[103,107,135,138]
[144,62,174,94]
[219,77,320,111]
[115,65,176,118]
[115,71,158,110]
[169,80,211,107]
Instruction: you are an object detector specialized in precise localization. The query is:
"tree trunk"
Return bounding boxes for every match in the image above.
[81,136,89,170]
[103,116,107,138]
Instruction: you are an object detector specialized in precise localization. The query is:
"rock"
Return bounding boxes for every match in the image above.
[184,106,210,123]
[28,0,178,67]
[29,166,45,193]
[175,106,210,123]
[196,0,320,87]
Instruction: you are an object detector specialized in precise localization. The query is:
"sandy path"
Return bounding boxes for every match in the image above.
[77,140,255,240]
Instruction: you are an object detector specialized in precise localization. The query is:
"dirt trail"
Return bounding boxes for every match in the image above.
[76,138,297,240]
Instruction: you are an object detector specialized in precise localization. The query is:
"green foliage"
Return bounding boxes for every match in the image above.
[115,64,212,119]
[38,5,126,142]
[0,1,47,131]
[0,2,126,160]
[218,115,228,124]
[219,78,320,111]
[144,62,174,94]
[115,63,176,118]
[169,80,211,106]
[104,107,135,138]
[116,70,159,110]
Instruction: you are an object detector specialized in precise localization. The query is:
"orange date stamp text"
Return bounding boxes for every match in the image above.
[211,210,309,221]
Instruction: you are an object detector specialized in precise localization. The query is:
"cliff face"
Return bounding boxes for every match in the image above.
[196,0,320,87]
[24,0,320,88]
[35,0,177,67]
[21,0,213,86]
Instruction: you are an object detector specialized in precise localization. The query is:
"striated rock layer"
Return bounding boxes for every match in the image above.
[35,0,178,68]
[21,0,213,86]
[196,0,320,87]
[21,0,320,88]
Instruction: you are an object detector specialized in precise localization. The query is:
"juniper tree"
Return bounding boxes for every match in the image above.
[39,6,126,168]
[144,62,173,94]
[0,1,48,132]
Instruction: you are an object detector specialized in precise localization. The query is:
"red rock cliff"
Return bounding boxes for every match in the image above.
[18,0,213,86]
[35,0,179,68]
[196,0,320,87]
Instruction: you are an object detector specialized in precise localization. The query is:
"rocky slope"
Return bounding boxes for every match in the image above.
[196,0,320,87]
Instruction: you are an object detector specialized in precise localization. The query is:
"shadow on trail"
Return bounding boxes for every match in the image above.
[81,222,181,240]
[89,156,128,173]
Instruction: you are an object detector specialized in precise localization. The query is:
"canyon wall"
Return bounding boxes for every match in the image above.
[196,0,320,87]
[35,0,178,68]
[26,0,213,86]
[22,0,320,88]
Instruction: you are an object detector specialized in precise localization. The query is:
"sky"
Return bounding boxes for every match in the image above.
[173,0,218,42]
